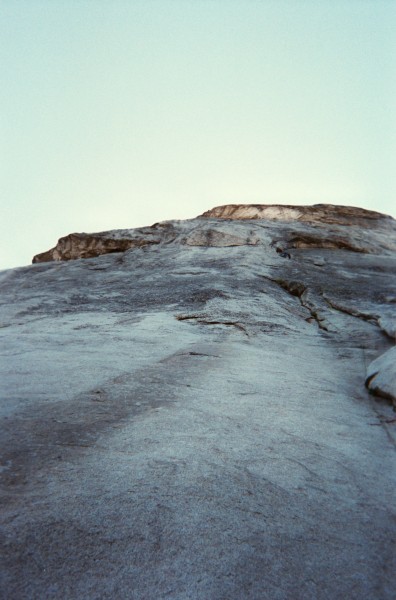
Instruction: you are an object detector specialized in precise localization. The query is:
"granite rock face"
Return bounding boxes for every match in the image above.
[1,204,396,599]
[201,202,396,228]
[32,226,170,263]
[366,347,396,402]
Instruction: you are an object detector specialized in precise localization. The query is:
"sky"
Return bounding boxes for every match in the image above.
[1,0,395,270]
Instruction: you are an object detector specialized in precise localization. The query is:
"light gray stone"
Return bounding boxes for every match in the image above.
[1,204,395,599]
[366,346,396,403]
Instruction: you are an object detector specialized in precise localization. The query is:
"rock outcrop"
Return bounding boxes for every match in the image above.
[32,204,396,264]
[32,225,175,263]
[366,347,396,402]
[201,202,395,228]
[1,204,395,599]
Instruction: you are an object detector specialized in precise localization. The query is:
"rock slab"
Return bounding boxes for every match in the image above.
[1,204,395,599]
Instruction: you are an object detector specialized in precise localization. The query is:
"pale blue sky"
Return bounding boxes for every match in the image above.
[1,0,395,269]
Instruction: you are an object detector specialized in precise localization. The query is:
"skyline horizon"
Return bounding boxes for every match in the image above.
[1,1,395,270]
[3,198,395,271]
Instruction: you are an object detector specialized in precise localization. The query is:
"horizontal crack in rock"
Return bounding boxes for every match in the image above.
[176,315,248,335]
[176,351,220,357]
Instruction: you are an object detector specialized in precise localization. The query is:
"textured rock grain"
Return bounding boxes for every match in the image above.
[201,203,396,228]
[366,347,396,403]
[1,204,396,599]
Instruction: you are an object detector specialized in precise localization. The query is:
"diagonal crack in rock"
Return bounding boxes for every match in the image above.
[322,294,379,326]
[260,276,330,331]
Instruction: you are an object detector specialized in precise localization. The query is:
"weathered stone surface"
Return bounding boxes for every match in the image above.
[182,227,260,247]
[366,347,396,403]
[32,204,396,265]
[201,202,396,228]
[1,204,395,599]
[32,224,176,263]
